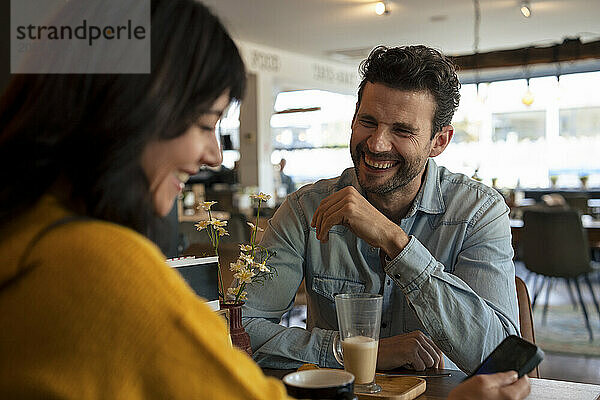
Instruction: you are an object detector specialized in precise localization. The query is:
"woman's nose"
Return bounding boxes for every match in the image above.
[201,132,223,167]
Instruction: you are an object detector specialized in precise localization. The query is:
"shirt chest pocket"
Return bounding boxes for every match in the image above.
[311,276,365,326]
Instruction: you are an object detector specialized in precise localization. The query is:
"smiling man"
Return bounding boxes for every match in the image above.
[242,46,519,373]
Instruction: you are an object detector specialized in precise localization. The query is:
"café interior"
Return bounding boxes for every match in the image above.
[173,0,600,388]
[2,0,600,397]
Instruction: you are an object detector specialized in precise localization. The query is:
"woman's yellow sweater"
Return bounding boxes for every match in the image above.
[0,196,291,399]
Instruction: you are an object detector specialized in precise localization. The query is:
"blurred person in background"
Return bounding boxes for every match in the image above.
[279,158,295,196]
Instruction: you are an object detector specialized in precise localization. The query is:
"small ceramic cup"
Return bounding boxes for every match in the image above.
[282,369,357,400]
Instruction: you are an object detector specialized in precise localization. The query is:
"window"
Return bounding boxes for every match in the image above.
[218,101,241,169]
[451,83,481,143]
[440,72,600,189]
[270,90,356,187]
[492,111,545,142]
[560,107,600,138]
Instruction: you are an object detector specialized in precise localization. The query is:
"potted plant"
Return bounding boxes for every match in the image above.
[195,193,275,355]
[579,174,589,189]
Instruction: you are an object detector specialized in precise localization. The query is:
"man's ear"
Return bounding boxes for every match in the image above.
[429,125,453,157]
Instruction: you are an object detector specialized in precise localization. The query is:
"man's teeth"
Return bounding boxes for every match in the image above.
[176,172,190,183]
[364,156,396,169]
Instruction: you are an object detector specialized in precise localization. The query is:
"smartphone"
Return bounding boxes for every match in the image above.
[468,335,544,379]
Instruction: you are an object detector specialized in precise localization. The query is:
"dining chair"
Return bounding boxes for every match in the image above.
[515,276,539,378]
[521,208,600,342]
[562,193,590,216]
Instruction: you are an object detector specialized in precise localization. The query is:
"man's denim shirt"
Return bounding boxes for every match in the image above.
[242,159,519,373]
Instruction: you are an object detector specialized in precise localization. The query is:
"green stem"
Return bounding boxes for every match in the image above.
[234,197,268,303]
[207,209,225,302]
[235,282,247,303]
[206,209,214,244]
[251,202,261,258]
[215,244,225,301]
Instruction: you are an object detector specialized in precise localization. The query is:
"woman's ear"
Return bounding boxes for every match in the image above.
[429,125,453,157]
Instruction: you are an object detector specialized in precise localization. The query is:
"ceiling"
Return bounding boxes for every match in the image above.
[200,0,600,64]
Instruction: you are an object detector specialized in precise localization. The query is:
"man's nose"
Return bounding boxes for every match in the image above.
[366,126,392,153]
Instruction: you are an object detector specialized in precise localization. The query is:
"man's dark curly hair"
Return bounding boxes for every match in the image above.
[356,45,461,138]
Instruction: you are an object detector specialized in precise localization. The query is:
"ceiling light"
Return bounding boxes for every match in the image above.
[521,89,534,105]
[521,79,534,106]
[520,1,531,18]
[375,2,389,16]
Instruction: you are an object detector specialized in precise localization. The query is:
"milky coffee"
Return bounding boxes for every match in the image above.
[341,335,378,384]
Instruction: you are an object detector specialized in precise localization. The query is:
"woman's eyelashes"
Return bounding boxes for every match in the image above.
[196,123,214,132]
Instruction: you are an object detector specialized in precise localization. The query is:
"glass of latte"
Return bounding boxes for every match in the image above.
[333,293,383,394]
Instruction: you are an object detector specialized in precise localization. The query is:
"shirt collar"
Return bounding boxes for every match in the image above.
[410,158,446,216]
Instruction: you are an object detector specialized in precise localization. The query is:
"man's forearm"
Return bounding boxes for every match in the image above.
[385,237,519,373]
[243,316,339,369]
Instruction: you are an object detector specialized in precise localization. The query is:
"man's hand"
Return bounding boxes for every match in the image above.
[447,371,531,400]
[377,331,443,371]
[310,186,409,256]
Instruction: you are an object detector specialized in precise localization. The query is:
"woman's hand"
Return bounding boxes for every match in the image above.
[447,371,530,400]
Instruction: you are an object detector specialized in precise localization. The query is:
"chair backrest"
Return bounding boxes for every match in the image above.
[515,276,539,378]
[521,208,590,277]
[562,193,590,215]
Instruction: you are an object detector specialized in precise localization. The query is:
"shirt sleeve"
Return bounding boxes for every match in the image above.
[242,194,341,369]
[384,196,520,373]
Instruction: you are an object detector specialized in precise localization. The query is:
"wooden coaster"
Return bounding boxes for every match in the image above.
[296,365,426,400]
[356,376,426,400]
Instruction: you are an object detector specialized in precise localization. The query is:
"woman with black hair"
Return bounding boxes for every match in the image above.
[0,1,289,398]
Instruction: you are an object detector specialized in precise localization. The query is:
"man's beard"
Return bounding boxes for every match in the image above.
[351,141,427,195]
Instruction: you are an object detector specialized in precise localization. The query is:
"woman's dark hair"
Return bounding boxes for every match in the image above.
[0,0,245,247]
[356,45,460,138]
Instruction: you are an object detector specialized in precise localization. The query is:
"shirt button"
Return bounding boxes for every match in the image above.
[382,322,388,329]
[387,280,391,286]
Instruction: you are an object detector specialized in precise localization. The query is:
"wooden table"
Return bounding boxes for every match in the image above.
[526,378,600,400]
[263,368,600,399]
